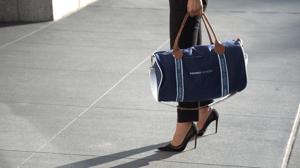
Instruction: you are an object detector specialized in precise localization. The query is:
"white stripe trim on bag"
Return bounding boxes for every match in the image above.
[218,54,229,97]
[175,58,184,102]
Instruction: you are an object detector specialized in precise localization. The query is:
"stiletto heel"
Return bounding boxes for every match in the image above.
[194,135,197,149]
[158,123,198,152]
[198,108,219,136]
[215,118,218,133]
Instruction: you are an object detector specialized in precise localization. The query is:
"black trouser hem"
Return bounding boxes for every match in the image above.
[177,100,213,122]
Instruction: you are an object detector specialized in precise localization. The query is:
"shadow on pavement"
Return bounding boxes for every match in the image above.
[0,21,49,28]
[56,133,217,168]
[56,142,179,168]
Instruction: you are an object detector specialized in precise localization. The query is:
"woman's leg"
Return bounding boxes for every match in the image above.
[169,0,212,146]
[169,6,200,146]
[170,0,212,120]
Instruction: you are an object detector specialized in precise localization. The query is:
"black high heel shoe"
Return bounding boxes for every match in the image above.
[158,123,199,152]
[197,108,219,137]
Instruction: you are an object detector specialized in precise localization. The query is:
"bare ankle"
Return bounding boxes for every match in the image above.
[197,107,213,130]
[199,107,213,113]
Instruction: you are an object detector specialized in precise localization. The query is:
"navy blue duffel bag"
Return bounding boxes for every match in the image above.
[149,14,248,102]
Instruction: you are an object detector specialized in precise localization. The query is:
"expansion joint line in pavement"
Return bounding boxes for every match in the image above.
[0,22,55,50]
[16,39,170,168]
[0,0,98,50]
[282,103,300,168]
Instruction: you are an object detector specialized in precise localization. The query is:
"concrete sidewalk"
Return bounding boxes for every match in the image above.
[0,0,300,167]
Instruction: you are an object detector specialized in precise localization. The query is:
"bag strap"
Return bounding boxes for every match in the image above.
[202,16,214,45]
[202,14,226,56]
[177,105,209,110]
[172,13,226,60]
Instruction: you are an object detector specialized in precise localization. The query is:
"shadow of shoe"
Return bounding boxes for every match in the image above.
[56,142,179,168]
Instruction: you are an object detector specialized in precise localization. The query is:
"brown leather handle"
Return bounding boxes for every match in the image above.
[201,14,225,56]
[202,15,213,45]
[172,13,225,60]
[172,13,189,60]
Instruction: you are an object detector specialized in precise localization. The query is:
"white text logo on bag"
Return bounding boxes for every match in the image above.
[190,70,213,75]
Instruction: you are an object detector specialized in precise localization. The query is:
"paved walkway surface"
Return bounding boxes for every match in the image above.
[1,0,300,167]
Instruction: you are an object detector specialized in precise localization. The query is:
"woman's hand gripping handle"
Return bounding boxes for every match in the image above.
[187,0,203,17]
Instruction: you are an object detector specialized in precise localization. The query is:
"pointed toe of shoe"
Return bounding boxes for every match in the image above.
[157,143,184,152]
[158,144,175,151]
